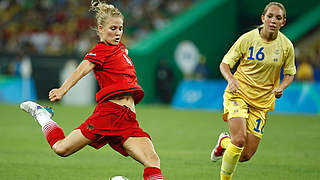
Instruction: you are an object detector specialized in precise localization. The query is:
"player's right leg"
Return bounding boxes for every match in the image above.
[20,101,92,157]
[220,117,246,180]
[228,117,247,147]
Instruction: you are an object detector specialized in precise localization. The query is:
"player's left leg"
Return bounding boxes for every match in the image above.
[239,107,266,162]
[239,133,260,162]
[52,129,92,157]
[123,137,163,180]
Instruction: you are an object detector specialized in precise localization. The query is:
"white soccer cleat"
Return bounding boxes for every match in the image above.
[210,132,230,162]
[20,101,54,120]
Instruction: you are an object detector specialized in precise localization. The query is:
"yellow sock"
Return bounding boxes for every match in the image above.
[221,137,231,149]
[220,143,244,180]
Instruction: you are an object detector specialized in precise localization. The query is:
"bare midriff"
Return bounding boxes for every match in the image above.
[109,95,136,113]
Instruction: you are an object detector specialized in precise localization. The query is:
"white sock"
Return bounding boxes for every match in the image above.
[36,113,54,127]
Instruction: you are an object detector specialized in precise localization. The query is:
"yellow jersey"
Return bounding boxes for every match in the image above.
[222,27,296,111]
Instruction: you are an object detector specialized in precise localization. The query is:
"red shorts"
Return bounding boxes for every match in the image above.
[77,101,150,156]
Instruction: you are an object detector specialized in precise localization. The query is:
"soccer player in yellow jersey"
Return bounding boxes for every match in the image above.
[210,2,296,180]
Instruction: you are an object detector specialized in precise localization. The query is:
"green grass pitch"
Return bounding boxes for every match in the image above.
[0,103,319,180]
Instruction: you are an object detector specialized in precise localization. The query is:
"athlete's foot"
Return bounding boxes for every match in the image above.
[210,132,230,162]
[20,101,54,121]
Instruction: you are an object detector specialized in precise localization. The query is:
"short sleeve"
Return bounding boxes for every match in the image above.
[283,43,296,76]
[83,45,106,66]
[222,35,246,69]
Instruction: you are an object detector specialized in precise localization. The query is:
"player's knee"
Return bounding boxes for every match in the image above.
[231,135,246,147]
[52,144,71,157]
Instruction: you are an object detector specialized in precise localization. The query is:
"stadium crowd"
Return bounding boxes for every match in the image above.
[295,25,320,81]
[0,0,319,82]
[0,0,198,56]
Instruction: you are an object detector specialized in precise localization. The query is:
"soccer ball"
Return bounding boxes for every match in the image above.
[109,176,129,180]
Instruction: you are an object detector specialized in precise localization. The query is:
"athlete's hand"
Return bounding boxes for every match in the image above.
[49,88,66,102]
[273,87,283,99]
[227,76,240,93]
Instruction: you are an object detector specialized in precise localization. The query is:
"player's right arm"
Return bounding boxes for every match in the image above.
[220,34,246,93]
[220,62,240,93]
[49,60,96,102]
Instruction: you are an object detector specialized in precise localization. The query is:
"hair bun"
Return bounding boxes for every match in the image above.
[91,0,99,7]
[106,4,115,9]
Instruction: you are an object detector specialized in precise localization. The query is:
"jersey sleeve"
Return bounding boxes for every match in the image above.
[83,45,106,66]
[222,34,246,69]
[282,42,296,75]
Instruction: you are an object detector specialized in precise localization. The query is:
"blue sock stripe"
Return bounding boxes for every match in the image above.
[44,106,54,117]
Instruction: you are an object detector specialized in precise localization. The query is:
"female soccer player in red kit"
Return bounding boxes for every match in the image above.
[20,1,163,179]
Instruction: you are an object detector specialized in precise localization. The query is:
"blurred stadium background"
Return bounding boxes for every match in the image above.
[0,0,320,111]
[0,0,320,179]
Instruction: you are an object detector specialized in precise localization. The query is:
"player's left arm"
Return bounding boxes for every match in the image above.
[273,75,294,99]
[273,42,296,99]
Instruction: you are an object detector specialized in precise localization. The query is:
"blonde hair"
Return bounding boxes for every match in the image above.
[90,0,124,37]
[262,2,286,19]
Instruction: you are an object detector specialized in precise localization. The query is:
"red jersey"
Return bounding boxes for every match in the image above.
[83,41,144,104]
